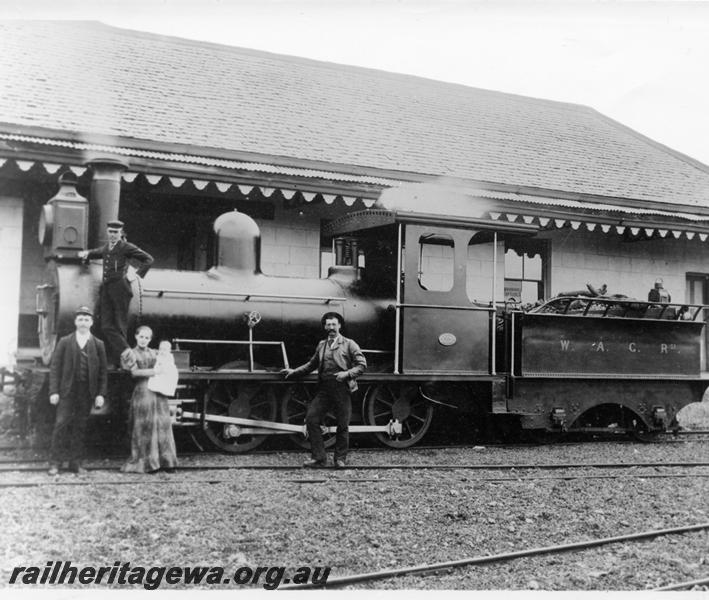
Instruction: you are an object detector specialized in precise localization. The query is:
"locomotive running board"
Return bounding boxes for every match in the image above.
[178,410,403,437]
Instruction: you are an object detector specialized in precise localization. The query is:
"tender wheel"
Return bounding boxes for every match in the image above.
[202,381,278,452]
[364,383,434,448]
[280,383,336,450]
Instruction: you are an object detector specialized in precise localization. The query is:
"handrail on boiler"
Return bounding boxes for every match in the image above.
[143,287,346,304]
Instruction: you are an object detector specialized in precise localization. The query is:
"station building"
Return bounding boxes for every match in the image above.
[2,21,709,368]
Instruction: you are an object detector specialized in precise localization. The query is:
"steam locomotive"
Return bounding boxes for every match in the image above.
[31,175,708,452]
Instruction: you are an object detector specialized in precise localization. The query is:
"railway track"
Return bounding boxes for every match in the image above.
[1,472,708,489]
[2,434,705,590]
[0,459,708,488]
[1,459,709,473]
[653,576,709,591]
[278,522,709,589]
[1,428,707,462]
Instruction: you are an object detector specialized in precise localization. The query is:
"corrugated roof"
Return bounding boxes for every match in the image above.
[377,183,709,225]
[0,131,401,186]
[2,20,709,209]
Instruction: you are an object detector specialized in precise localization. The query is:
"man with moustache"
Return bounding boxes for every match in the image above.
[282,312,366,469]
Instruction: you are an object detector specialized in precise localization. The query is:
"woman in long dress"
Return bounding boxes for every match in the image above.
[120,325,178,473]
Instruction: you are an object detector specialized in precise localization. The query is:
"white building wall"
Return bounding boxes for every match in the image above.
[0,197,24,367]
[544,228,709,301]
[255,209,322,278]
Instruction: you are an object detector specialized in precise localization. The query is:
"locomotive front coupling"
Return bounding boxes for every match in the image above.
[550,408,567,430]
[651,407,669,429]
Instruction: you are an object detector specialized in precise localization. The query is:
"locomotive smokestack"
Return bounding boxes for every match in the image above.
[214,210,262,273]
[86,158,127,247]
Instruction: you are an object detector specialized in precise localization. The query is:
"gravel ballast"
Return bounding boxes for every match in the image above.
[1,440,708,591]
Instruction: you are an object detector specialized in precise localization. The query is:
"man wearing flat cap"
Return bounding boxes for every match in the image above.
[48,306,107,475]
[78,220,153,366]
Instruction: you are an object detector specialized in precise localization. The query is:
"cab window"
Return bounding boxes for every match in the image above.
[418,234,454,292]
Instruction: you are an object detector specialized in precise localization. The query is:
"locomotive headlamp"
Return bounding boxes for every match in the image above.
[39,171,89,258]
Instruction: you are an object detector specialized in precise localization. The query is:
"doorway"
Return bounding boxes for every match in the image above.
[686,273,709,371]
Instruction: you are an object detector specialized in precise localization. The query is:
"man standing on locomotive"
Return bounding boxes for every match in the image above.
[48,306,107,475]
[648,277,672,303]
[282,312,366,468]
[78,220,153,367]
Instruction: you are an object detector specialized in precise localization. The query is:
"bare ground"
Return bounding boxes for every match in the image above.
[1,440,708,591]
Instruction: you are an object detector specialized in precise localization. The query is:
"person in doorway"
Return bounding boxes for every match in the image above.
[648,277,671,303]
[281,312,366,468]
[78,220,153,367]
[47,306,107,476]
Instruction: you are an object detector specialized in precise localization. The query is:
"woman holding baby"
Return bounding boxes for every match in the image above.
[120,325,178,473]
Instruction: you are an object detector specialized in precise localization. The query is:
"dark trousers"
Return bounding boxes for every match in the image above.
[99,278,132,364]
[305,380,352,462]
[50,382,92,465]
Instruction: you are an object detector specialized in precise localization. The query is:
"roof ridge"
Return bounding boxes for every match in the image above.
[588,108,709,175]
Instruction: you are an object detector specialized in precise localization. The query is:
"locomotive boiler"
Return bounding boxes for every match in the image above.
[30,175,709,452]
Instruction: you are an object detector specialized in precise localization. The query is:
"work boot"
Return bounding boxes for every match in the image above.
[47,464,59,476]
[303,458,327,468]
[334,459,346,469]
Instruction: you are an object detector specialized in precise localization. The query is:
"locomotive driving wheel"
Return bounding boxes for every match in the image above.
[202,381,278,453]
[280,383,337,450]
[364,383,434,448]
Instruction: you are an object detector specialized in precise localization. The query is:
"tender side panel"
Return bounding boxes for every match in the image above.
[517,313,703,377]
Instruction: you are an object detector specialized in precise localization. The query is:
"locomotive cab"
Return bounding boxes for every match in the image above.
[324,186,538,377]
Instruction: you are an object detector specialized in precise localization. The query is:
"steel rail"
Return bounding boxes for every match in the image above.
[1,461,709,473]
[2,472,708,489]
[280,522,709,589]
[653,576,709,591]
[112,460,709,470]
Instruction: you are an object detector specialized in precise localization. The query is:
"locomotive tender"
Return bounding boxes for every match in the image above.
[34,176,708,451]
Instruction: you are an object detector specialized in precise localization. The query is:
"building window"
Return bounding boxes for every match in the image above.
[418,234,454,291]
[504,240,548,304]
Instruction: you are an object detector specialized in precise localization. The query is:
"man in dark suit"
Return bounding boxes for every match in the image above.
[282,312,366,469]
[48,306,108,475]
[78,220,153,366]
